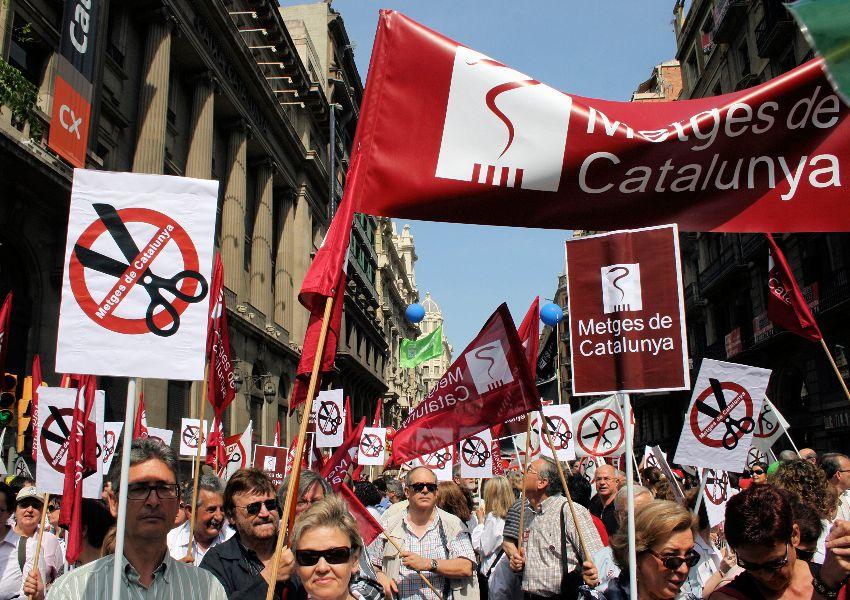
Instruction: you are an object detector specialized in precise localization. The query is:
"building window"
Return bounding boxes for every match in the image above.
[737,39,751,76]
[8,15,50,88]
[685,49,699,89]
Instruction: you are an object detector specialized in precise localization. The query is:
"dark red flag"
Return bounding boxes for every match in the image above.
[207,253,236,416]
[206,416,227,468]
[344,395,353,438]
[0,292,11,376]
[274,421,281,447]
[766,234,823,342]
[517,296,540,381]
[339,482,383,545]
[31,355,41,463]
[390,303,541,465]
[133,393,148,439]
[371,398,382,428]
[321,417,367,490]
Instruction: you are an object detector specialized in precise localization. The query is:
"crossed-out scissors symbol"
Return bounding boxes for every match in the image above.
[584,414,620,449]
[74,203,208,337]
[545,416,572,450]
[757,404,776,436]
[360,434,383,457]
[427,449,452,469]
[461,437,490,468]
[705,470,729,504]
[183,425,201,449]
[317,401,342,435]
[697,378,755,450]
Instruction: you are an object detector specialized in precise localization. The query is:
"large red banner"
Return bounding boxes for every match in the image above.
[351,11,850,232]
[566,225,689,395]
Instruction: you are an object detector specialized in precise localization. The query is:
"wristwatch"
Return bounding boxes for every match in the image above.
[429,559,438,572]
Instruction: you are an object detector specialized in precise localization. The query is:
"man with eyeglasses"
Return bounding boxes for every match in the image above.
[822,453,850,521]
[200,468,295,599]
[370,466,477,600]
[45,438,226,599]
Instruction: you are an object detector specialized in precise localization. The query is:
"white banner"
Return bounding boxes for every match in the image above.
[540,405,576,461]
[102,421,124,474]
[650,445,685,503]
[460,429,494,478]
[224,421,253,481]
[35,387,103,498]
[514,412,542,461]
[357,427,386,466]
[56,169,217,380]
[674,359,771,473]
[408,445,454,481]
[640,445,665,470]
[573,395,629,458]
[751,398,790,451]
[703,469,731,527]
[314,390,345,448]
[179,418,209,457]
[146,426,173,447]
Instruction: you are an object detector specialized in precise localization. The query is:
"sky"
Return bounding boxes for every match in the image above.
[324,0,680,348]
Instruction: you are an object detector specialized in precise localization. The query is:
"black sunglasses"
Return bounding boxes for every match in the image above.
[737,543,790,571]
[408,482,438,494]
[751,469,765,475]
[795,547,815,561]
[235,499,279,516]
[295,546,352,566]
[647,550,700,570]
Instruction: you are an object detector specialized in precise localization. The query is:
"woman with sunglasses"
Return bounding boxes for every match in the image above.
[582,499,698,599]
[291,495,363,600]
[751,463,768,485]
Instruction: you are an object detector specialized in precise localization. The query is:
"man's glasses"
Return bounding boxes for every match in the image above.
[127,483,179,501]
[408,482,437,494]
[795,546,815,561]
[295,546,353,566]
[647,550,700,570]
[737,544,790,571]
[235,499,279,516]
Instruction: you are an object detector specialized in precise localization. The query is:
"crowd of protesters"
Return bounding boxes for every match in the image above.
[6,440,850,599]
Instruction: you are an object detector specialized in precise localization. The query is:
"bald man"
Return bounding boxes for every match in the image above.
[589,465,620,537]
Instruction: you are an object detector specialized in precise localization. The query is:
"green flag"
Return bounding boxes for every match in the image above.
[400,325,443,368]
[789,0,850,103]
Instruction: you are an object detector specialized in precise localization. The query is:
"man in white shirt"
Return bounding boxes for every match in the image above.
[167,474,232,566]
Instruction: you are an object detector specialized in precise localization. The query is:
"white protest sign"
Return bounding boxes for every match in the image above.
[640,445,664,470]
[751,398,790,451]
[460,429,494,478]
[573,395,628,457]
[746,447,769,469]
[224,421,253,482]
[357,427,386,466]
[650,445,685,503]
[674,359,771,473]
[513,412,541,461]
[314,390,345,448]
[179,418,209,457]
[35,387,104,498]
[56,169,217,380]
[102,421,124,474]
[540,405,576,461]
[408,445,455,481]
[146,426,173,447]
[703,469,731,527]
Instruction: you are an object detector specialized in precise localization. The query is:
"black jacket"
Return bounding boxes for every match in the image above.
[199,534,298,600]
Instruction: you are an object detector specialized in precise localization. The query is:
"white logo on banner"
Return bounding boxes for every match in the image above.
[56,169,218,380]
[601,263,642,313]
[674,359,771,473]
[460,429,494,478]
[102,421,124,474]
[540,405,576,461]
[179,418,209,457]
[357,427,386,466]
[435,47,572,192]
[314,390,345,448]
[465,341,513,394]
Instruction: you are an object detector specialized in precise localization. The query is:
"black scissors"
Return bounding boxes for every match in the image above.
[585,415,619,448]
[74,203,208,337]
[697,378,755,450]
[757,404,776,435]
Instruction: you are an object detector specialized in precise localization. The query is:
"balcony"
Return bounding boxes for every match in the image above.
[756,0,797,58]
[712,0,749,45]
[698,244,745,295]
[684,281,707,313]
[818,268,850,314]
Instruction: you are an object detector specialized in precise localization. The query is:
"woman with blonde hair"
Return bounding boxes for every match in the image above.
[472,476,518,600]
[584,499,699,599]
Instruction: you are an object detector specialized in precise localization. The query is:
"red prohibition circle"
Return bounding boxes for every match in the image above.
[689,381,753,448]
[40,408,74,473]
[69,207,201,334]
[704,470,729,505]
[577,409,624,457]
[226,439,246,467]
[753,405,777,439]
[545,415,572,450]
[360,434,383,457]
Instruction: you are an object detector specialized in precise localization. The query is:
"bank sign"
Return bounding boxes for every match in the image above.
[565,225,689,395]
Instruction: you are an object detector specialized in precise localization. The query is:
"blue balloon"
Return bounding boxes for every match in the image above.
[540,303,564,326]
[405,303,426,323]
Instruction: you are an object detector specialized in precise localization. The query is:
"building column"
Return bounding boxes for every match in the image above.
[250,161,274,317]
[221,122,249,295]
[292,183,312,342]
[185,74,215,179]
[274,194,294,331]
[133,13,173,174]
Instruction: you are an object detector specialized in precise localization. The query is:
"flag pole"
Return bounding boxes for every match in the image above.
[383,529,443,599]
[516,415,534,552]
[555,321,564,405]
[694,468,707,516]
[26,492,50,600]
[186,362,210,563]
[819,339,850,404]
[265,296,334,600]
[621,394,637,600]
[112,379,138,600]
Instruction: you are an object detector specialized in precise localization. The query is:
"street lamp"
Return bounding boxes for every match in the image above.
[232,360,277,400]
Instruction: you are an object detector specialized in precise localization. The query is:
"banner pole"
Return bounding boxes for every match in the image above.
[622,395,637,600]
[694,468,707,516]
[265,296,334,600]
[112,379,137,600]
[555,321,564,405]
[26,492,50,600]
[516,415,533,552]
[784,427,802,458]
[632,450,642,486]
[820,339,850,404]
[186,362,210,563]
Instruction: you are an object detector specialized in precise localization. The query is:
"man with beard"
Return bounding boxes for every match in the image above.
[168,474,233,565]
[200,469,295,599]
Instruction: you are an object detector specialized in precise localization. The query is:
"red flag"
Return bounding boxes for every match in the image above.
[390,303,541,465]
[339,482,383,545]
[206,416,227,468]
[371,399,382,428]
[344,396,353,438]
[766,234,823,342]
[59,375,97,564]
[321,417,367,490]
[284,435,299,477]
[0,292,11,376]
[133,393,148,439]
[207,254,236,416]
[491,437,505,476]
[31,355,41,463]
[274,421,281,447]
[290,155,362,412]
[518,296,540,381]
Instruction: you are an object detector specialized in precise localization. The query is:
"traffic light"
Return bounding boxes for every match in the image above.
[17,375,32,453]
[0,374,17,429]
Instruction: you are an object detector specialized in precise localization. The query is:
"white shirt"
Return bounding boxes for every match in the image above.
[471,512,504,575]
[166,521,233,566]
[680,533,722,598]
[838,490,850,522]
[0,528,49,600]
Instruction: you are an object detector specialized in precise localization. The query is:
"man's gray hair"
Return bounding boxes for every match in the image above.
[778,450,798,462]
[614,485,653,511]
[277,469,332,506]
[385,478,404,497]
[181,473,224,507]
[538,457,563,496]
[107,438,179,492]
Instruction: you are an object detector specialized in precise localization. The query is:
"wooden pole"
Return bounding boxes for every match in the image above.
[516,415,533,551]
[186,362,210,564]
[27,492,50,600]
[820,338,850,404]
[265,296,334,600]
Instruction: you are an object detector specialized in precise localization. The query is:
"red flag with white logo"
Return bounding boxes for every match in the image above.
[207,253,236,416]
[766,234,822,342]
[339,482,383,545]
[390,303,540,465]
[133,393,148,439]
[31,355,41,463]
[206,416,227,468]
[0,292,11,376]
[321,417,367,491]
